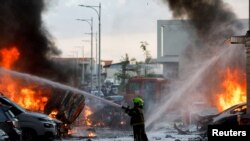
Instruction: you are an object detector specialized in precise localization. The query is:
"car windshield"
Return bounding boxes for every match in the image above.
[0,97,26,116]
[0,109,8,122]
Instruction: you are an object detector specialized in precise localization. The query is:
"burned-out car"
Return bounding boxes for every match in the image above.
[44,90,85,136]
[174,103,247,139]
[196,102,246,131]
[210,102,246,125]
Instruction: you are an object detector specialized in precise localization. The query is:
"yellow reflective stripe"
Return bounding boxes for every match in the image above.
[132,122,144,126]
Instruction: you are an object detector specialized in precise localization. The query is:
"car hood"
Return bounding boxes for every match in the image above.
[19,111,52,120]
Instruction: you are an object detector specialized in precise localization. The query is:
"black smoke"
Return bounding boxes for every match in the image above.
[0,0,72,82]
[159,0,246,113]
[163,0,243,43]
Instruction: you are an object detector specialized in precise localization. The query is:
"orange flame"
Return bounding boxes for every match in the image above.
[215,68,246,112]
[83,106,93,126]
[0,47,20,69]
[49,109,59,118]
[0,47,50,112]
[16,88,48,111]
[88,132,96,138]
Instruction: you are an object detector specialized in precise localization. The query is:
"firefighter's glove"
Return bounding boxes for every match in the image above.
[121,105,127,110]
[121,105,129,113]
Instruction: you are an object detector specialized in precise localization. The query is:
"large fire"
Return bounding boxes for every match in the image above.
[0,47,50,112]
[215,68,246,112]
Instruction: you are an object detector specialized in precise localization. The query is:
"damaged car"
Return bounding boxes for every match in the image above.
[195,102,246,131]
[0,94,57,141]
[0,104,22,141]
[44,90,85,137]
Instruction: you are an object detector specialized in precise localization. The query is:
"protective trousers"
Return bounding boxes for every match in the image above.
[132,124,148,141]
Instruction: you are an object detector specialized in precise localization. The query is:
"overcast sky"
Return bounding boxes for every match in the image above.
[43,0,249,63]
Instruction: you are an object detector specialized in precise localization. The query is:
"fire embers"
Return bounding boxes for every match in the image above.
[69,106,97,138]
[83,106,93,126]
[77,105,105,127]
[86,128,96,138]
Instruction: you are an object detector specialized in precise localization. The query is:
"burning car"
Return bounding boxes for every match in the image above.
[0,94,57,141]
[44,89,85,136]
[0,82,85,138]
[174,102,247,140]
[210,102,246,125]
[195,102,246,131]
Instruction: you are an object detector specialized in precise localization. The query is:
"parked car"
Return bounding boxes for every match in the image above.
[0,94,57,141]
[90,90,104,97]
[105,95,124,105]
[0,129,9,141]
[110,84,119,95]
[0,104,22,141]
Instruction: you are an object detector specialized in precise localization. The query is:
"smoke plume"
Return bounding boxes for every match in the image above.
[146,0,246,129]
[163,0,242,43]
[0,0,70,82]
[160,0,245,103]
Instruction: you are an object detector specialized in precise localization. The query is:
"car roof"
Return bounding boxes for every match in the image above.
[223,102,246,113]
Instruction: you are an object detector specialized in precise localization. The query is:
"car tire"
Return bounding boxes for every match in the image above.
[22,128,37,141]
[44,132,55,141]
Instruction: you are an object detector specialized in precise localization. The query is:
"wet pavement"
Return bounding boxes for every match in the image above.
[55,125,201,141]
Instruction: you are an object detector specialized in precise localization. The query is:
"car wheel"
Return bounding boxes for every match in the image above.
[22,128,37,141]
[44,132,55,141]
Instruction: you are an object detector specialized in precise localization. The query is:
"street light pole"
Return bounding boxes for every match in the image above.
[98,3,102,94]
[76,18,94,90]
[96,32,98,78]
[79,3,102,93]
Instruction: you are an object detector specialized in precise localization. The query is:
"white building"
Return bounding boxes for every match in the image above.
[157,19,248,79]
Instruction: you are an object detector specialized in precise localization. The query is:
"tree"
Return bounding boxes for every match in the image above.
[140,41,152,76]
[130,57,142,76]
[115,53,130,92]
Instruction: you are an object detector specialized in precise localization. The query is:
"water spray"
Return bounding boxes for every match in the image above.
[0,67,122,108]
[146,46,241,128]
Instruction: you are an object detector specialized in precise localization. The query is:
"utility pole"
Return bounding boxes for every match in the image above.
[96,32,98,80]
[76,18,93,90]
[79,3,102,94]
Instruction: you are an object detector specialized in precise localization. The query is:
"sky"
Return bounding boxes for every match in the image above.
[43,0,249,63]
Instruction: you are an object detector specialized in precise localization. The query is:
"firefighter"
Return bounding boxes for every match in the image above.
[122,97,148,141]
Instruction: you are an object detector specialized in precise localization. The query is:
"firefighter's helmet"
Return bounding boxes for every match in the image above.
[133,97,144,106]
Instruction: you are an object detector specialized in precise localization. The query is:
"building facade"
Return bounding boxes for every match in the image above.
[157,19,248,80]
